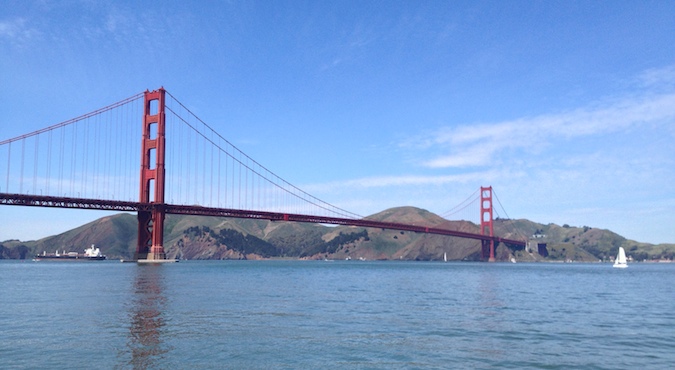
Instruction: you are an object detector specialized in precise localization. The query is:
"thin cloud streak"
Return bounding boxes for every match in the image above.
[420,91,675,169]
[0,17,40,46]
[303,170,500,193]
[638,65,675,88]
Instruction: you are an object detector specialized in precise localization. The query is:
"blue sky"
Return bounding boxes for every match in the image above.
[1,1,674,244]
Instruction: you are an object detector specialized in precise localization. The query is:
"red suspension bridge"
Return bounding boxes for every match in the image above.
[0,88,525,262]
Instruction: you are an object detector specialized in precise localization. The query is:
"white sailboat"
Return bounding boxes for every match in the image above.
[444,252,447,262]
[613,247,628,268]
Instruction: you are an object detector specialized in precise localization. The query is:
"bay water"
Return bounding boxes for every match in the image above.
[1,260,673,369]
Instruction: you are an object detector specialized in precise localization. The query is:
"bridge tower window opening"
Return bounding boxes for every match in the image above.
[148,99,159,116]
[148,122,158,140]
[147,179,155,203]
[148,148,156,170]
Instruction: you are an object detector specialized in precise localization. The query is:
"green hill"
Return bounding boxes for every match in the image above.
[1,207,673,262]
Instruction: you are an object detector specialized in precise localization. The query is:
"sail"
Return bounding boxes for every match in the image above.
[613,247,628,268]
[617,247,627,264]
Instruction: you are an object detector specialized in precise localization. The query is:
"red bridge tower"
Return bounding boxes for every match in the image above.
[480,186,495,262]
[135,88,167,260]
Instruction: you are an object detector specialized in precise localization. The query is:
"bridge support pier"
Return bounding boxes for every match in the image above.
[136,88,168,261]
[147,245,166,260]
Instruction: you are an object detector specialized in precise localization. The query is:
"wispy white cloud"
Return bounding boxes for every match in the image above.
[416,89,675,169]
[423,143,497,168]
[303,66,675,206]
[79,5,142,45]
[319,21,379,71]
[303,169,505,193]
[0,17,40,46]
[638,64,675,89]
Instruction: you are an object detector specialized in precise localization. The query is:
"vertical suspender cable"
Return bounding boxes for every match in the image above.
[33,136,39,194]
[186,124,191,204]
[93,115,99,198]
[5,142,11,193]
[202,121,207,206]
[103,108,109,199]
[58,126,64,195]
[107,104,113,198]
[210,130,214,206]
[177,108,183,204]
[229,147,232,207]
[19,138,25,194]
[82,116,89,197]
[70,121,78,197]
[244,157,248,209]
[176,107,181,203]
[93,114,99,194]
[127,99,135,201]
[70,121,76,196]
[218,141,221,207]
[91,114,100,198]
[123,102,128,200]
[54,127,60,195]
[194,125,199,204]
[46,131,52,195]
[166,105,172,203]
[100,109,106,198]
[225,141,229,208]
[238,154,242,209]
[115,100,122,199]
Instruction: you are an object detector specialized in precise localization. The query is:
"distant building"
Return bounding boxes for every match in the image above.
[527,240,548,257]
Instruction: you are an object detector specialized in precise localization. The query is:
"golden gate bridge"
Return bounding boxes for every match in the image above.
[0,88,525,262]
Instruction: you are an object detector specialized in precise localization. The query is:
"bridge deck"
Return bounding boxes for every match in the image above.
[0,193,526,247]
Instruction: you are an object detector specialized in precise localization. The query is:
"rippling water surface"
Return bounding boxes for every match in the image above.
[1,260,673,369]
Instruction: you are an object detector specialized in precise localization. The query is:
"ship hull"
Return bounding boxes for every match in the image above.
[33,255,107,261]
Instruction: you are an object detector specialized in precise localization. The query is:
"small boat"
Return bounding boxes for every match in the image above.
[33,244,107,261]
[613,247,628,268]
[444,252,447,262]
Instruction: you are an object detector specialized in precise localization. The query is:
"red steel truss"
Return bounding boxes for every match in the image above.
[165,203,525,247]
[0,193,146,212]
[0,192,525,251]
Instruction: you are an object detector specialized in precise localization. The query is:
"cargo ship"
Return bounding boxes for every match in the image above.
[33,244,107,261]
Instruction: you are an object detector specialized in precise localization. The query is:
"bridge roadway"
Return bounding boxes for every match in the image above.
[0,193,526,247]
